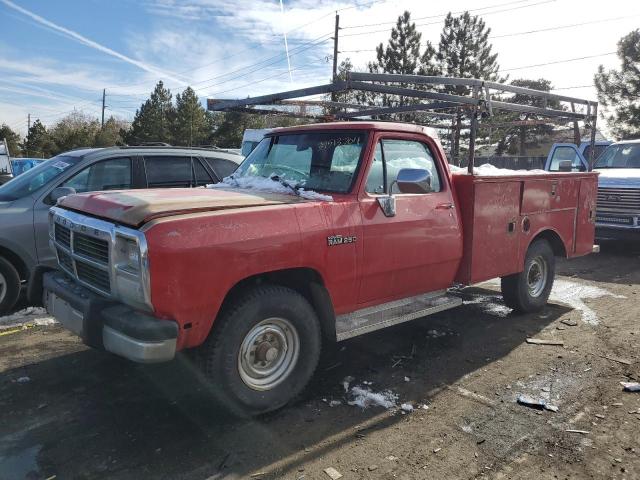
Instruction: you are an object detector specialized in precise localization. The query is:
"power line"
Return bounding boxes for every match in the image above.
[491,13,640,39]
[342,0,535,29]
[499,52,616,73]
[341,0,554,36]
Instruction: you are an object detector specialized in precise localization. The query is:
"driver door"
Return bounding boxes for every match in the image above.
[357,135,462,305]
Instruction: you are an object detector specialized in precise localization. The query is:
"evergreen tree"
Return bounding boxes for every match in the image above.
[435,12,501,161]
[493,78,560,155]
[365,11,436,110]
[21,119,55,158]
[124,81,175,145]
[594,29,640,139]
[0,124,21,157]
[172,87,213,146]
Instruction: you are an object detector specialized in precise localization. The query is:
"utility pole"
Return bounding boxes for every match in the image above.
[331,12,340,102]
[101,88,106,128]
[27,113,31,131]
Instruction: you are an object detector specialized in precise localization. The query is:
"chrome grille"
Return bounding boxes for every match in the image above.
[55,223,71,248]
[597,187,640,215]
[76,262,111,292]
[73,233,109,264]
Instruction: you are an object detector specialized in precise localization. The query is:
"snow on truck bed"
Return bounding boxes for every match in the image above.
[449,163,549,176]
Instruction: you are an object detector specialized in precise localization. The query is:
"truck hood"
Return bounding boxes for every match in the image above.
[596,168,640,188]
[57,188,304,227]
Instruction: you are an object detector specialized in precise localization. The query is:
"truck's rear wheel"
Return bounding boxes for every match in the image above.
[0,257,21,316]
[199,285,321,416]
[501,239,555,313]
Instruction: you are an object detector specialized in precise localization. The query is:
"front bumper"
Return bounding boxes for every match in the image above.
[595,225,640,242]
[43,271,177,363]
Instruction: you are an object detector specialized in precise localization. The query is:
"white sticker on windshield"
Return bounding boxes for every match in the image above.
[51,160,70,170]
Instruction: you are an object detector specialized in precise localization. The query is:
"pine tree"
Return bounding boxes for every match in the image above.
[172,87,213,146]
[493,78,560,155]
[366,11,435,109]
[435,12,501,160]
[124,81,176,145]
[21,119,55,158]
[0,124,21,157]
[594,29,640,139]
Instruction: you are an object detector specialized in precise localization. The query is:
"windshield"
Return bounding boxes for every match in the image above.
[594,144,640,169]
[234,131,367,193]
[0,155,81,201]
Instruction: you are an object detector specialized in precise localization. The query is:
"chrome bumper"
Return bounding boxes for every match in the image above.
[44,271,177,364]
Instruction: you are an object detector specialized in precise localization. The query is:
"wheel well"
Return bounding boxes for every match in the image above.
[0,246,28,281]
[220,268,336,341]
[532,229,567,257]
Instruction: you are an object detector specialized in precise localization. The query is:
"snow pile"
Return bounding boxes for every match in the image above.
[0,307,57,330]
[549,279,625,326]
[449,163,549,176]
[208,175,333,201]
[348,386,398,409]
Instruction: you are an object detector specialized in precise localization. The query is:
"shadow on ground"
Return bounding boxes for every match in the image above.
[0,287,570,480]
[557,240,640,285]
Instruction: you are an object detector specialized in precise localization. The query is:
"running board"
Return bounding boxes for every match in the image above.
[335,291,462,341]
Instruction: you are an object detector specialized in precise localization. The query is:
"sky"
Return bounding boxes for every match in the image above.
[0,0,638,137]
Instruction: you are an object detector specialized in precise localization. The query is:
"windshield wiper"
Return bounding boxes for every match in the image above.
[269,174,302,196]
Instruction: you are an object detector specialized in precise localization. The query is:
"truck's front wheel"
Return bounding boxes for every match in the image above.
[0,257,21,315]
[501,239,555,313]
[199,285,321,416]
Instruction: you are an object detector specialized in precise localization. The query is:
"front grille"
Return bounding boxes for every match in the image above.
[597,187,640,215]
[55,223,71,248]
[57,248,73,271]
[73,233,109,264]
[76,261,111,293]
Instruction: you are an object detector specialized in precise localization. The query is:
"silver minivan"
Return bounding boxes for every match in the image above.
[0,146,241,314]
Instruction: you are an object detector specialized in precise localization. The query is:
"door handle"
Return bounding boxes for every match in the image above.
[436,203,454,210]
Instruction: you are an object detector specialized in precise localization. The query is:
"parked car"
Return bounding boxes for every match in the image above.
[42,122,597,415]
[590,139,640,240]
[544,140,612,172]
[0,146,241,314]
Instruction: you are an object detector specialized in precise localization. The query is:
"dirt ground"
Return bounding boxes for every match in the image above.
[1,244,639,480]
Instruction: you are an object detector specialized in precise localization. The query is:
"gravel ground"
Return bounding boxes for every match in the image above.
[1,243,639,480]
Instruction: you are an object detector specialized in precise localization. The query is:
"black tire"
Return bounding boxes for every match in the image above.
[199,284,322,416]
[501,239,555,313]
[0,256,21,316]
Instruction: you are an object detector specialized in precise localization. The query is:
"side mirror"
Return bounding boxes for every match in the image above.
[396,168,432,194]
[49,186,76,204]
[558,160,573,172]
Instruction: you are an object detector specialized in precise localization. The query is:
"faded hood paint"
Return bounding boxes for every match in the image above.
[57,188,303,227]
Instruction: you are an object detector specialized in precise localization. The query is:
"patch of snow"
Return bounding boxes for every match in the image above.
[404,376,410,382]
[460,424,473,433]
[208,175,333,202]
[342,376,355,393]
[0,307,57,330]
[348,386,398,409]
[549,279,625,326]
[400,403,414,413]
[329,400,342,407]
[16,376,30,384]
[450,163,549,176]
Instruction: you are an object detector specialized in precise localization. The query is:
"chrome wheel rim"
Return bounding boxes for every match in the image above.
[527,256,548,298]
[238,317,300,391]
[0,272,6,304]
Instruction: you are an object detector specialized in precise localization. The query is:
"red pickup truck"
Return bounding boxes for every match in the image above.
[43,122,597,415]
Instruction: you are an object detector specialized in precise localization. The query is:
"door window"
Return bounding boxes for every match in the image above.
[548,146,582,171]
[203,157,239,179]
[193,159,215,186]
[62,157,132,193]
[365,139,441,194]
[144,156,192,187]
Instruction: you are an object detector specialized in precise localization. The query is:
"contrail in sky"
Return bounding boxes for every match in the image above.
[0,0,186,84]
[279,0,293,83]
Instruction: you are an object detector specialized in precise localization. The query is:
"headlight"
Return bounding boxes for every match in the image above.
[113,232,151,311]
[115,236,141,274]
